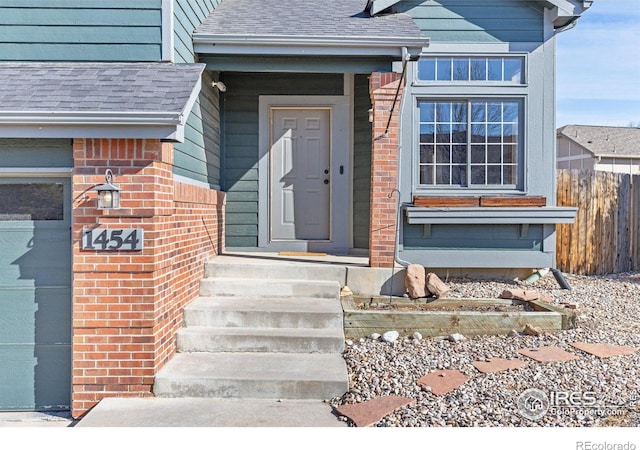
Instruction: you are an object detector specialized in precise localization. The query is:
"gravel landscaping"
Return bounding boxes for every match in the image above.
[330,271,640,427]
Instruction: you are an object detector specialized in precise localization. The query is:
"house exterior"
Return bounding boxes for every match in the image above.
[557,125,640,175]
[0,0,589,418]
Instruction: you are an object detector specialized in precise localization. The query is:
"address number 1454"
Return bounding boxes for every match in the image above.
[82,228,144,251]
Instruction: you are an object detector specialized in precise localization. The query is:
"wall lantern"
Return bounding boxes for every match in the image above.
[95,169,121,210]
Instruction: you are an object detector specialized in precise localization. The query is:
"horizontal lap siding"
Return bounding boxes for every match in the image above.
[172,0,221,187]
[353,74,372,250]
[222,73,344,248]
[396,0,544,42]
[0,1,163,61]
[0,138,72,167]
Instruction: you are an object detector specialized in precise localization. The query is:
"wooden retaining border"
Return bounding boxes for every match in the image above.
[342,296,576,339]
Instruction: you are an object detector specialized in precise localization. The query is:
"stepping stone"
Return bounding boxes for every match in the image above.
[334,396,415,427]
[517,346,579,363]
[569,342,638,358]
[472,358,527,373]
[417,369,467,395]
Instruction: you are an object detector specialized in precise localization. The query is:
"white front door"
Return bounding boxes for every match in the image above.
[270,108,331,241]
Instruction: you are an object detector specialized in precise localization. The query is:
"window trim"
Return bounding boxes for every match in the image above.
[414,97,525,192]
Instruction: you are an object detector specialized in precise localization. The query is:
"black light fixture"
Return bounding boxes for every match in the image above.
[95,169,121,210]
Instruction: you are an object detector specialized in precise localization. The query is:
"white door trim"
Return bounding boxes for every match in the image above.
[258,95,351,253]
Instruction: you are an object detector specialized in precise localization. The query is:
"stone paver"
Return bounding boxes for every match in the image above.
[569,342,638,358]
[472,357,527,373]
[417,369,468,395]
[334,396,415,427]
[517,346,580,363]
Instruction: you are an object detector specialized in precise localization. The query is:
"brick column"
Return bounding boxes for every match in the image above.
[369,72,404,268]
[71,138,223,417]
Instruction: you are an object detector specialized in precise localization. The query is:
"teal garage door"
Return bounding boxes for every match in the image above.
[0,177,71,411]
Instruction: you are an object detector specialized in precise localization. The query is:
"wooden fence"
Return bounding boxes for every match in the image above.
[556,169,640,275]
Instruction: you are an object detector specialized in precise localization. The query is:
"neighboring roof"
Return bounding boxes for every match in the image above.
[193,0,428,57]
[557,125,640,158]
[0,63,205,141]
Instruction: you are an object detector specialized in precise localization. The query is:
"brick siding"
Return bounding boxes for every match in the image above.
[71,138,224,417]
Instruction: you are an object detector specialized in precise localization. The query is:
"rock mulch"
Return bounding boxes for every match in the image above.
[330,271,640,427]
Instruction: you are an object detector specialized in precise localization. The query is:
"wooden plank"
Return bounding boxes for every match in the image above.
[633,175,640,271]
[617,173,632,273]
[479,196,546,207]
[413,196,480,207]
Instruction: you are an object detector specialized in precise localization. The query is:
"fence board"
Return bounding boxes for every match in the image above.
[556,169,638,275]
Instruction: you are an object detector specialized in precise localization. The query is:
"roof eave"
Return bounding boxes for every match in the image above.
[0,111,188,142]
[193,34,429,56]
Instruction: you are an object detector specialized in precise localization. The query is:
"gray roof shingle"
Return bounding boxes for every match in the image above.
[558,125,640,158]
[195,0,424,39]
[0,63,205,114]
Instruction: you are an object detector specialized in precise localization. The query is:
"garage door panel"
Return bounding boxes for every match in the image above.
[0,287,71,344]
[0,226,70,288]
[0,345,71,411]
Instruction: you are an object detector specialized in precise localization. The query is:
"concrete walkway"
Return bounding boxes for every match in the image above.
[75,397,346,427]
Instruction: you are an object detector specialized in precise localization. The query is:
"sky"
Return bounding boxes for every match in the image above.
[555,0,640,127]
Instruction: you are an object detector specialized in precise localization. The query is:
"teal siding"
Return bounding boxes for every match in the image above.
[222,73,344,248]
[403,223,543,250]
[0,1,163,61]
[396,0,544,43]
[172,0,221,187]
[0,139,72,167]
[353,74,372,250]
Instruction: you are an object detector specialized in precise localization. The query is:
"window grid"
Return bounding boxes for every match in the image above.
[418,100,520,188]
[418,56,524,83]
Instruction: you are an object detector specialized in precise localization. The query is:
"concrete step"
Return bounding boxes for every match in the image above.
[204,259,347,285]
[177,327,345,353]
[183,297,343,329]
[199,277,340,299]
[153,352,349,400]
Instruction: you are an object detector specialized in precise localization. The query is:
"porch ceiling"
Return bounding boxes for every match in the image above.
[193,0,429,58]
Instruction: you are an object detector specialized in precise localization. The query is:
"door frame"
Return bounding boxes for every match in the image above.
[258,95,351,253]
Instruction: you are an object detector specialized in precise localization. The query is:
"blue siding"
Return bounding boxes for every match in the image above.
[0,139,72,167]
[396,0,544,42]
[0,1,163,61]
[172,0,221,187]
[222,72,344,248]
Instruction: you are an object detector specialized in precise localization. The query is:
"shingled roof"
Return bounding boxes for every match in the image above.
[0,62,204,141]
[557,125,640,158]
[193,0,428,56]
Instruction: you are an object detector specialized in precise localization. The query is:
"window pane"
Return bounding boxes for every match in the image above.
[471,103,485,121]
[452,145,467,163]
[487,166,502,184]
[503,102,519,121]
[503,124,519,143]
[420,124,435,143]
[0,184,64,221]
[436,103,451,122]
[453,58,469,80]
[471,166,485,184]
[452,165,467,185]
[504,58,523,83]
[451,102,467,124]
[419,102,435,122]
[420,165,433,184]
[470,145,485,163]
[503,145,517,163]
[471,124,486,143]
[487,58,502,81]
[420,145,435,163]
[487,103,502,122]
[470,59,486,80]
[487,124,502,141]
[436,165,450,184]
[436,145,451,163]
[436,58,452,80]
[436,124,451,142]
[487,145,502,163]
[503,165,517,184]
[418,58,436,80]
